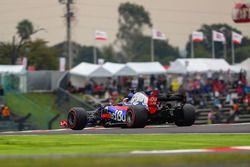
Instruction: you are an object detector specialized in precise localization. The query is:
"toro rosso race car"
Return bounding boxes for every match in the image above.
[64,90,196,130]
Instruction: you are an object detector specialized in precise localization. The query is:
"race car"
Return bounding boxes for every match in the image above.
[65,90,196,130]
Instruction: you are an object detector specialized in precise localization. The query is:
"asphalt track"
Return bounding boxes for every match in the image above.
[1,123,250,136]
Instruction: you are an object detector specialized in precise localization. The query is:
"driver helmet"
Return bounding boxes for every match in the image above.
[127,92,134,100]
[145,87,153,95]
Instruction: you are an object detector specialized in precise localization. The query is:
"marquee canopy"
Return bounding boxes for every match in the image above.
[102,62,125,75]
[0,65,26,74]
[115,62,166,76]
[70,62,112,77]
[167,58,234,74]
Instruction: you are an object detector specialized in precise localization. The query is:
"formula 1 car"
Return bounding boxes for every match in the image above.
[65,90,196,130]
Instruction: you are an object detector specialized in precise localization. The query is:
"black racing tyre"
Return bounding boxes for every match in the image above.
[67,107,88,130]
[175,104,195,127]
[123,105,148,128]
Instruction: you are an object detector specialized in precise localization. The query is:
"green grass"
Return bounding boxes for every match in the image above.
[0,134,250,167]
[0,154,250,167]
[0,134,250,155]
[4,92,65,129]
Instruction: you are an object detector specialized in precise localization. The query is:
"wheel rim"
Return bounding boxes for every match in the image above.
[127,111,133,125]
[68,112,75,127]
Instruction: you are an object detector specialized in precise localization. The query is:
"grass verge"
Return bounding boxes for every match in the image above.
[0,134,249,155]
[0,134,250,167]
[0,153,250,167]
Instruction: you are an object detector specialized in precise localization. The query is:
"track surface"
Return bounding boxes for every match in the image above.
[1,123,250,136]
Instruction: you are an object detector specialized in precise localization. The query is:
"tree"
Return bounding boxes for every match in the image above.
[116,2,152,61]
[0,42,15,64]
[153,39,180,64]
[16,19,34,42]
[6,19,45,65]
[99,45,116,62]
[54,41,82,67]
[74,46,97,65]
[123,36,180,64]
[231,46,250,64]
[24,39,61,70]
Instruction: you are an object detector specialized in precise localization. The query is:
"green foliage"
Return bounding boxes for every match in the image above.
[0,42,14,64]
[116,2,152,61]
[234,46,250,63]
[154,39,180,64]
[99,45,116,62]
[126,36,180,64]
[74,45,95,65]
[54,41,82,58]
[16,19,34,41]
[192,44,212,58]
[23,39,61,70]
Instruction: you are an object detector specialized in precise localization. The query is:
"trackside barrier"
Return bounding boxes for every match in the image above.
[56,88,95,113]
[48,113,60,130]
[195,108,250,124]
[4,91,59,130]
[14,113,32,131]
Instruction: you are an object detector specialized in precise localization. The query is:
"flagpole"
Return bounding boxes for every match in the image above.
[93,30,97,64]
[231,37,235,65]
[191,35,194,58]
[223,42,227,60]
[212,40,215,59]
[151,34,154,62]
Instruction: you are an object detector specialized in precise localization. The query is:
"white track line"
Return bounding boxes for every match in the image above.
[131,146,250,155]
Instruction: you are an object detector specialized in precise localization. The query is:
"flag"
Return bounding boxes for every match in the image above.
[192,31,204,42]
[232,31,243,44]
[152,29,166,40]
[95,30,107,40]
[212,30,226,43]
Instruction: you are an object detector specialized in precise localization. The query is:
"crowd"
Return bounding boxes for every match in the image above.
[0,105,11,120]
[67,70,249,124]
[0,84,11,120]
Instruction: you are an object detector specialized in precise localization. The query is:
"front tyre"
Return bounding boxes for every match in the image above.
[123,105,148,128]
[175,104,195,127]
[67,107,88,130]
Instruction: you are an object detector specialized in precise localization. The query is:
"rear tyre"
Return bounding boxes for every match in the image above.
[67,107,88,130]
[175,104,195,127]
[123,105,148,128]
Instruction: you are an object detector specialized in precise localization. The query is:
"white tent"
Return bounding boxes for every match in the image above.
[102,62,125,75]
[70,62,112,77]
[115,62,166,76]
[167,58,233,74]
[0,65,26,74]
[69,62,112,88]
[0,65,27,92]
[232,58,250,83]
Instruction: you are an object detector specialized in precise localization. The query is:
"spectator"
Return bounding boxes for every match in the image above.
[207,110,215,124]
[150,75,156,87]
[1,105,11,120]
[227,100,240,123]
[170,79,180,92]
[85,80,94,95]
[131,77,138,90]
[137,75,144,91]
[225,92,233,105]
[0,85,4,105]
[0,84,4,96]
[67,81,77,93]
[213,97,222,110]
